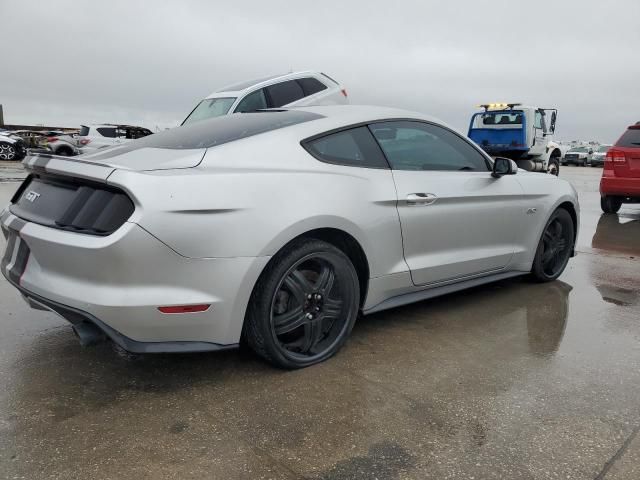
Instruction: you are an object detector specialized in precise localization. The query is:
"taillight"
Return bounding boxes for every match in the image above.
[79,139,91,145]
[607,150,626,163]
[47,137,58,143]
[341,88,348,97]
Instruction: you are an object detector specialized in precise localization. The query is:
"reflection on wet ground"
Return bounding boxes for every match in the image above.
[1,167,640,479]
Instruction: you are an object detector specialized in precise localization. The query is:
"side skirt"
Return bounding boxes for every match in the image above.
[363,271,527,315]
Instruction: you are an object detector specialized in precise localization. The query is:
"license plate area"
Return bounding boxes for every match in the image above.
[1,228,30,285]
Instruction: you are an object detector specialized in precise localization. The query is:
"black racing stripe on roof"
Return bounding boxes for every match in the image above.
[86,110,324,160]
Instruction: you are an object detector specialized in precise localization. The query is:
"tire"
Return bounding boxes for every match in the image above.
[531,208,575,282]
[0,142,17,160]
[244,239,360,369]
[55,147,72,156]
[601,196,622,214]
[548,158,560,176]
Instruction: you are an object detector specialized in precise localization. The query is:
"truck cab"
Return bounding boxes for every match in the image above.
[468,103,562,175]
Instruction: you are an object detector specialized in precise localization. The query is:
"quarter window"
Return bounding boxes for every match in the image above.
[369,121,489,171]
[235,89,268,113]
[303,127,389,169]
[266,80,305,107]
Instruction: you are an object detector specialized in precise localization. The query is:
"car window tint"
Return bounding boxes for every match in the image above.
[235,89,268,113]
[616,128,640,148]
[370,121,489,172]
[266,80,305,107]
[296,77,327,96]
[96,127,116,138]
[303,127,389,169]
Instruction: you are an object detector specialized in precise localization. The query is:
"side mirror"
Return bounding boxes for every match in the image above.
[550,111,557,134]
[492,157,518,178]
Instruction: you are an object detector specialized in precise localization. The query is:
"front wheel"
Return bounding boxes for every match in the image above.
[548,158,560,176]
[531,209,575,282]
[244,239,360,369]
[601,196,622,214]
[0,142,17,160]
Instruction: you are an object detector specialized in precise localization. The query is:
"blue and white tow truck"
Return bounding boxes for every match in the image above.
[468,103,563,176]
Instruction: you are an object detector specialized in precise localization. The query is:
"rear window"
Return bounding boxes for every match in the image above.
[96,127,116,138]
[87,110,324,158]
[79,126,89,136]
[615,128,640,148]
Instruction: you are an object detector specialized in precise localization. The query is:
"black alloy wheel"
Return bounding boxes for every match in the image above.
[244,239,359,369]
[531,209,574,282]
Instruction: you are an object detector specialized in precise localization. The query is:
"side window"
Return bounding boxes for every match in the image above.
[296,77,327,97]
[96,127,116,138]
[266,80,305,107]
[303,127,389,169]
[235,89,268,113]
[534,111,546,131]
[369,121,489,172]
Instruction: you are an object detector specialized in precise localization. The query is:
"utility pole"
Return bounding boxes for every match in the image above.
[0,104,4,127]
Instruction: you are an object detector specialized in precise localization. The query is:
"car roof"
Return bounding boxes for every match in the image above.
[207,71,332,98]
[83,105,451,158]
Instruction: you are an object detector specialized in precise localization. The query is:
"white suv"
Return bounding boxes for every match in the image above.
[77,124,153,153]
[182,71,348,125]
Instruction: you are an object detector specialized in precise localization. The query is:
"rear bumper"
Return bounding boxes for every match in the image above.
[6,276,238,353]
[1,208,270,350]
[600,177,640,198]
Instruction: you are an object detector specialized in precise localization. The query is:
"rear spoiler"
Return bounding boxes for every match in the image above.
[22,154,116,183]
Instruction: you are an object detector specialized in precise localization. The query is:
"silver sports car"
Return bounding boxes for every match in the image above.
[1,106,579,368]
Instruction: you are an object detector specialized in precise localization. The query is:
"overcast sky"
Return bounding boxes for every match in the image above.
[1,0,638,142]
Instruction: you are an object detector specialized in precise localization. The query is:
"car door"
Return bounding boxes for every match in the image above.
[369,120,525,286]
[528,109,547,157]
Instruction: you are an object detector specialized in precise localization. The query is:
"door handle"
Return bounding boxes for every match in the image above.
[406,193,437,206]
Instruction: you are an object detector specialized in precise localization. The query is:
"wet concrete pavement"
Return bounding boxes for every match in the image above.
[1,165,639,479]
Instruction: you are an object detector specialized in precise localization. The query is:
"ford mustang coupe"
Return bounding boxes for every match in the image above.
[1,106,579,368]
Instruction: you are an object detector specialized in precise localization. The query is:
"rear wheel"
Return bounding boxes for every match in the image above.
[601,196,622,214]
[531,209,574,282]
[244,239,360,369]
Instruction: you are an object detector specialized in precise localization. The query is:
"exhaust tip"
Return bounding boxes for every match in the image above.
[72,321,107,347]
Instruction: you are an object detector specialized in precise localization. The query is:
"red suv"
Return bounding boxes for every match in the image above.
[600,122,640,213]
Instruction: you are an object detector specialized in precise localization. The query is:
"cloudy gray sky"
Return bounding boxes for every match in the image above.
[1,0,638,142]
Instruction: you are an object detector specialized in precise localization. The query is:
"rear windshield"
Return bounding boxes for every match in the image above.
[182,97,236,125]
[472,111,523,128]
[87,110,324,158]
[79,126,89,136]
[616,128,640,148]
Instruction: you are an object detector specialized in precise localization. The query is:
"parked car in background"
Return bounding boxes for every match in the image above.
[2,106,579,369]
[0,131,27,161]
[563,146,592,166]
[46,134,81,156]
[590,145,611,167]
[76,124,153,153]
[181,71,348,125]
[600,122,640,213]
